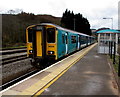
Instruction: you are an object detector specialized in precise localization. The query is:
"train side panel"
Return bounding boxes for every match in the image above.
[68,32,78,54]
[57,29,79,59]
[57,29,66,59]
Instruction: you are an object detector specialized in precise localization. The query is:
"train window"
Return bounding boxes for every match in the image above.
[79,36,81,42]
[80,36,86,44]
[65,35,68,44]
[62,34,65,43]
[28,29,33,42]
[71,36,76,43]
[47,28,55,43]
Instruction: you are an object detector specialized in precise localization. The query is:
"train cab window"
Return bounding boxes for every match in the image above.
[47,28,55,43]
[28,29,33,42]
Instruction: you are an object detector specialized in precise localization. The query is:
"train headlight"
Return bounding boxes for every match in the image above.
[48,51,54,55]
[29,50,33,53]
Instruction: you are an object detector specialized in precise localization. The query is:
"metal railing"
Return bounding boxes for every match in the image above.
[109,41,120,76]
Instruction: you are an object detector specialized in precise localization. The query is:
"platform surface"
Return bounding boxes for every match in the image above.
[40,45,118,96]
[1,44,119,97]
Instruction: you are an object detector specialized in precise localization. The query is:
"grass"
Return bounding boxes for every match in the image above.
[111,55,119,72]
[2,45,26,49]
[1,43,26,49]
[110,55,120,78]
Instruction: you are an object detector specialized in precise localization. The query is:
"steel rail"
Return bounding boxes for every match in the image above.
[1,69,39,90]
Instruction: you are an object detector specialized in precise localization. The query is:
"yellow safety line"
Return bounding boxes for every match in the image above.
[33,43,97,97]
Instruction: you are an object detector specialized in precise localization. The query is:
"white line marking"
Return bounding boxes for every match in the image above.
[1,48,85,93]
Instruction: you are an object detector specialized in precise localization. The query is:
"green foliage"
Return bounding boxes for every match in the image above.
[2,12,61,48]
[113,55,119,73]
[61,9,91,35]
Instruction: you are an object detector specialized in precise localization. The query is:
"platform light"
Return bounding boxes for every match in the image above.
[103,17,113,29]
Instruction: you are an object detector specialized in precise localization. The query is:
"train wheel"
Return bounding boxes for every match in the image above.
[30,59,44,69]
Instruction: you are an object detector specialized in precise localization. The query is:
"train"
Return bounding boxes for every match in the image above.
[26,23,95,68]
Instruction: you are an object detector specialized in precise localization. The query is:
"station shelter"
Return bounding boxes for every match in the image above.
[97,29,120,54]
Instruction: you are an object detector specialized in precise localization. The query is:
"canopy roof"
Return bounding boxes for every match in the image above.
[96,29,120,34]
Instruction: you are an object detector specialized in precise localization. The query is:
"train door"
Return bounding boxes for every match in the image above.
[65,32,68,54]
[79,35,81,48]
[77,35,80,50]
[32,26,46,58]
[36,31,42,57]
[86,36,88,46]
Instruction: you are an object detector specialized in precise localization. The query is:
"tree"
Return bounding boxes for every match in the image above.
[2,11,61,47]
[61,9,91,35]
[7,9,23,14]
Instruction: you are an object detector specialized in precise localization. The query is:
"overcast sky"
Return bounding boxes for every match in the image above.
[0,0,119,29]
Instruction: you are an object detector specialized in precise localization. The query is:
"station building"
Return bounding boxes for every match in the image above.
[96,29,120,54]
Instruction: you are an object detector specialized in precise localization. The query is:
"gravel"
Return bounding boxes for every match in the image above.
[2,58,34,84]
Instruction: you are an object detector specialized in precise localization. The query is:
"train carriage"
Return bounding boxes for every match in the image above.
[26,23,95,68]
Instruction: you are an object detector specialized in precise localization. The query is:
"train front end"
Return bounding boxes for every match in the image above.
[26,24,57,68]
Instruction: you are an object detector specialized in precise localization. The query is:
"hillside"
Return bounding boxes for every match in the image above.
[2,13,61,47]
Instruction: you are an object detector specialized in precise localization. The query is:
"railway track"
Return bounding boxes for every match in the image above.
[1,68,39,90]
[1,47,50,90]
[1,45,91,91]
[1,47,26,51]
[1,47,35,90]
[1,47,27,65]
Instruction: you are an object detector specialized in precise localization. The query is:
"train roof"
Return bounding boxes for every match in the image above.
[27,23,92,37]
[41,23,90,37]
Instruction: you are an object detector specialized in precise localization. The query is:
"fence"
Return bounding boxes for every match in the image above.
[109,41,120,76]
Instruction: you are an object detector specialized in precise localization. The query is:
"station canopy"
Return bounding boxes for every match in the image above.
[96,29,120,34]
[96,29,120,54]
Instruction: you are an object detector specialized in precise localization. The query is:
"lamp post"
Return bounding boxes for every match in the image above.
[74,18,76,31]
[103,17,113,29]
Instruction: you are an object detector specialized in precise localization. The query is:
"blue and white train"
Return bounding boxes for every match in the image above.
[26,23,95,68]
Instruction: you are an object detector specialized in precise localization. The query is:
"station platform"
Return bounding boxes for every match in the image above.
[1,43,119,96]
